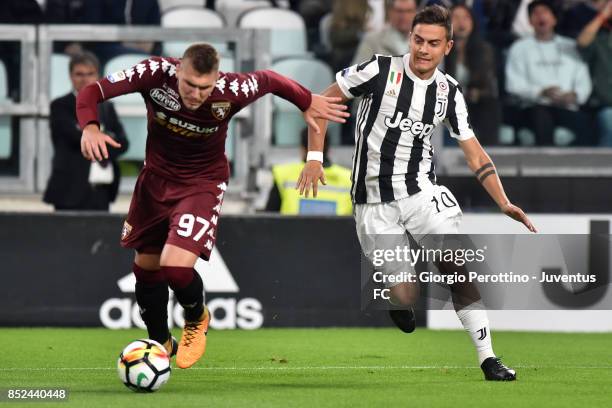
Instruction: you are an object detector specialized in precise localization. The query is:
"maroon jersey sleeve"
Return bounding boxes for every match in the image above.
[222,70,312,112]
[76,57,171,129]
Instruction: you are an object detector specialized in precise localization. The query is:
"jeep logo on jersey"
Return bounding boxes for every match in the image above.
[150,88,181,111]
[384,112,435,138]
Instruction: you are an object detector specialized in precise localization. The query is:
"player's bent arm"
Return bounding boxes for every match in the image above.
[458,138,507,207]
[77,83,122,162]
[459,137,537,232]
[77,59,154,161]
[297,83,349,198]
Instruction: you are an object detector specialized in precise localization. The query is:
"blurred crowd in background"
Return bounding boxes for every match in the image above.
[0,0,610,149]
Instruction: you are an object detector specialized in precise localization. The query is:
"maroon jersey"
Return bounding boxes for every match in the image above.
[76,56,312,182]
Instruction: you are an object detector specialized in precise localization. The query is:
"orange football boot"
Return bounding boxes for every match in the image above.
[176,306,211,369]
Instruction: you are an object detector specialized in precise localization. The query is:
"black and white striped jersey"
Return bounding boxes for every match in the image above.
[336,54,475,205]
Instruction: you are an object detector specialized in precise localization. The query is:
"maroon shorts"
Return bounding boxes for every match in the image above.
[120,168,227,260]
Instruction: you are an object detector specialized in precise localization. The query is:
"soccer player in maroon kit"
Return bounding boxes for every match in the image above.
[76,43,349,368]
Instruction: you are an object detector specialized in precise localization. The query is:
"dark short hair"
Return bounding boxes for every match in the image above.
[69,51,100,73]
[528,0,556,18]
[412,5,452,41]
[182,43,219,74]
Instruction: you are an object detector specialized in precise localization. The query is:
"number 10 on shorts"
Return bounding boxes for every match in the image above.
[177,214,213,241]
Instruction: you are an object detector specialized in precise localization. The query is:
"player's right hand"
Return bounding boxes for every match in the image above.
[81,123,121,161]
[501,202,537,233]
[296,160,326,198]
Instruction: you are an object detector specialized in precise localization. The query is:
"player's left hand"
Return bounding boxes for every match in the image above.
[296,160,326,198]
[501,202,537,233]
[303,95,350,134]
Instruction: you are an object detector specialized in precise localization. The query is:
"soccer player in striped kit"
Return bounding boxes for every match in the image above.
[297,5,536,381]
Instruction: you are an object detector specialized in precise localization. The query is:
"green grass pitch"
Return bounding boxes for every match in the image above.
[1,328,611,407]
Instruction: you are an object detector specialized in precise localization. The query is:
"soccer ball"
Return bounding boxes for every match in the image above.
[117,339,171,392]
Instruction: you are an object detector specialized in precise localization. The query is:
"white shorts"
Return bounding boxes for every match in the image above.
[355,185,462,283]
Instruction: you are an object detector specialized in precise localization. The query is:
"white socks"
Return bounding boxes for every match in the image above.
[456,305,496,365]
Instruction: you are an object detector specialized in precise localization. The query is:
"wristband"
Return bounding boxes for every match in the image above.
[306,151,324,163]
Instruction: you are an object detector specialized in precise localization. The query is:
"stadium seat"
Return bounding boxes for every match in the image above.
[159,0,206,13]
[553,127,575,146]
[237,8,307,58]
[0,60,10,159]
[161,7,227,57]
[161,7,225,27]
[499,125,519,145]
[50,54,71,101]
[318,13,333,53]
[0,117,9,159]
[271,57,339,145]
[513,127,575,146]
[104,54,151,161]
[216,0,289,27]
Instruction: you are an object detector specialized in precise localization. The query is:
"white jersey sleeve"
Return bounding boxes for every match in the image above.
[444,80,476,141]
[335,55,381,99]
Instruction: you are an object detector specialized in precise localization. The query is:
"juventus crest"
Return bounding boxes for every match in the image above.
[435,80,449,119]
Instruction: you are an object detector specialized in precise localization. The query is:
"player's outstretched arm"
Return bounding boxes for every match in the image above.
[302,94,350,135]
[80,123,122,162]
[297,83,348,198]
[458,137,537,233]
[256,69,349,134]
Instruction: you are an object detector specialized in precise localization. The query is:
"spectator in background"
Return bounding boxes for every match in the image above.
[266,129,352,215]
[560,0,607,38]
[483,0,522,49]
[295,0,333,54]
[577,1,612,146]
[329,0,372,144]
[82,0,161,67]
[367,0,388,32]
[482,0,521,101]
[329,0,371,72]
[446,4,500,145]
[511,0,535,37]
[298,0,333,51]
[505,0,593,146]
[425,0,487,31]
[44,52,128,211]
[352,0,417,64]
[46,0,86,55]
